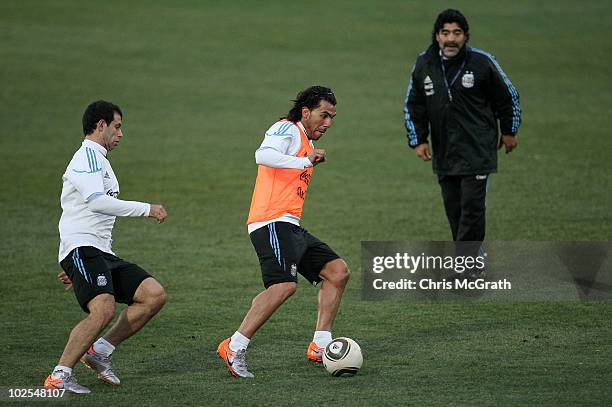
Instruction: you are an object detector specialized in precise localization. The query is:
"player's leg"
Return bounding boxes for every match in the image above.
[241,223,301,337]
[102,278,166,346]
[218,222,302,378]
[457,174,487,241]
[58,294,116,368]
[237,282,297,338]
[218,281,296,378]
[45,247,116,394]
[438,175,462,241]
[455,175,488,277]
[45,295,115,393]
[315,259,350,332]
[82,259,165,385]
[298,232,348,362]
[307,260,350,362]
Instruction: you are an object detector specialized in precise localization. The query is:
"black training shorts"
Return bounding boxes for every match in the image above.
[60,246,152,313]
[249,222,341,288]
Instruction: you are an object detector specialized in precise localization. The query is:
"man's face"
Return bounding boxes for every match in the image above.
[98,112,123,151]
[436,22,466,58]
[300,100,336,140]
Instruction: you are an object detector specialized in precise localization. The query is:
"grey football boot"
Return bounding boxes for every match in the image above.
[217,338,255,378]
[81,346,121,386]
[231,349,255,378]
[44,371,91,394]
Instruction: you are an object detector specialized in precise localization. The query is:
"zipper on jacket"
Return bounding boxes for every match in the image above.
[440,54,466,102]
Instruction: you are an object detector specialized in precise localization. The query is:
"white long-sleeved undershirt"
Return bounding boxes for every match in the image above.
[87,193,150,217]
[255,147,312,169]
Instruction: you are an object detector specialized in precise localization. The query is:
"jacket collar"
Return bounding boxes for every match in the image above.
[82,138,108,157]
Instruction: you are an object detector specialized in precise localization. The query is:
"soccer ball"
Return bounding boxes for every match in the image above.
[322,337,363,377]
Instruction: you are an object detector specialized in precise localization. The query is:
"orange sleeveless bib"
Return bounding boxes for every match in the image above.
[247,121,314,224]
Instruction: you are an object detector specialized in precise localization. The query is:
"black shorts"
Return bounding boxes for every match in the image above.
[249,222,341,288]
[60,246,152,313]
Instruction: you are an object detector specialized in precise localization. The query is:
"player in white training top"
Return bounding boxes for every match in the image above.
[44,100,168,394]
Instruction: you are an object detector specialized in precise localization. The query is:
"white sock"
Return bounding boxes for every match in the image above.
[313,330,332,348]
[229,331,250,352]
[52,365,72,379]
[93,337,115,357]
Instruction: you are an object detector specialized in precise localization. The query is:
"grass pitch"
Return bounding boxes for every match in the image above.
[1,0,610,405]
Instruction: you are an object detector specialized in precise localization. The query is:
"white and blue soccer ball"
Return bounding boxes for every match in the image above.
[322,337,363,377]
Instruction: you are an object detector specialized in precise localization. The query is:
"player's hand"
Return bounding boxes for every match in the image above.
[308,149,326,166]
[415,143,432,161]
[499,134,518,154]
[58,271,72,291]
[149,204,168,223]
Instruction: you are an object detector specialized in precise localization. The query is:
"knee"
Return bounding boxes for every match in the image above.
[326,260,350,287]
[88,295,116,326]
[265,282,297,303]
[145,284,167,313]
[153,286,167,311]
[283,282,298,298]
[134,278,167,313]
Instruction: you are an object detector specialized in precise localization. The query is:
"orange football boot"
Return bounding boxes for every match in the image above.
[307,341,324,363]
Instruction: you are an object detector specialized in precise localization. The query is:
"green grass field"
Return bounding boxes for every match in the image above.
[1,0,611,405]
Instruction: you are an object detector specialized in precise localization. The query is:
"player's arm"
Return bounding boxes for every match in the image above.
[257,147,325,168]
[85,194,166,223]
[87,193,149,216]
[255,123,314,169]
[486,54,521,153]
[66,152,167,222]
[404,58,430,149]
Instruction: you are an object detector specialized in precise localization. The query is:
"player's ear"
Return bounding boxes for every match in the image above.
[301,106,310,120]
[96,119,106,132]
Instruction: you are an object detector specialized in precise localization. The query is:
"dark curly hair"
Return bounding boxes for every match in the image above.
[82,100,122,136]
[431,9,470,46]
[285,86,336,122]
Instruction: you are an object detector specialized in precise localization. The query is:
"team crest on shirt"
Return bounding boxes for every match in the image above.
[462,71,475,88]
[290,264,297,277]
[424,75,434,96]
[97,275,107,286]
